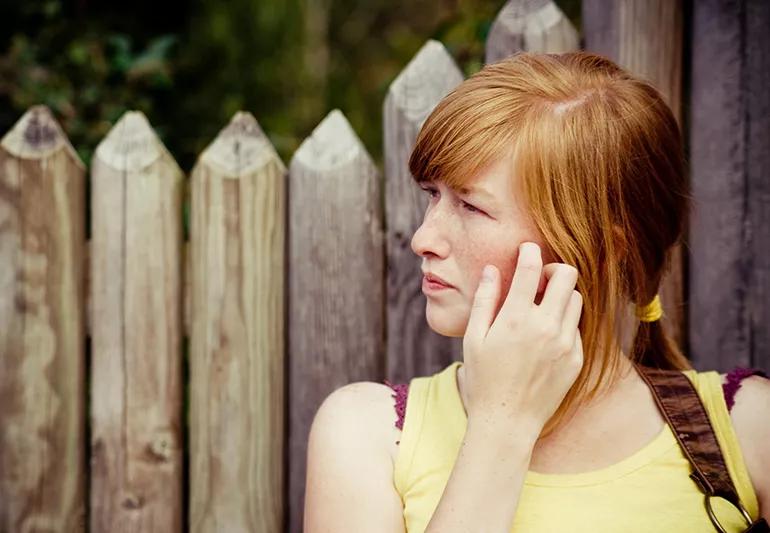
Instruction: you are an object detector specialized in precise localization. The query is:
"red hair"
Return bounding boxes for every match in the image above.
[409,51,691,437]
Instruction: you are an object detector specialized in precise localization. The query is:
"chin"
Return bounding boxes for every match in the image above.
[425,301,467,338]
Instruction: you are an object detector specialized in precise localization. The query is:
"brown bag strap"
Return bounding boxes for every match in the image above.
[635,365,770,531]
[634,364,743,506]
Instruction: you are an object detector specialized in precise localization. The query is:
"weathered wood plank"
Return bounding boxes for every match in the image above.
[0,105,86,531]
[583,0,686,350]
[189,112,286,533]
[384,40,464,384]
[688,0,770,372]
[288,109,384,533]
[486,0,579,64]
[90,111,183,532]
[746,0,770,373]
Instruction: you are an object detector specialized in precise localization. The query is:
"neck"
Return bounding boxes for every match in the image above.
[457,348,639,433]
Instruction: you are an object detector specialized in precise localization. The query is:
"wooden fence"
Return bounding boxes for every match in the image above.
[0,0,767,531]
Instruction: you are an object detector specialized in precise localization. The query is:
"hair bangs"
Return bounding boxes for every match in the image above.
[408,89,515,190]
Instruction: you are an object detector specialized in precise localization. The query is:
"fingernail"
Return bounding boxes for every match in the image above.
[521,242,539,254]
[482,265,494,281]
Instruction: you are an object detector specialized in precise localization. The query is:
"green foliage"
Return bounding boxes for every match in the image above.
[0,2,179,165]
[0,0,581,170]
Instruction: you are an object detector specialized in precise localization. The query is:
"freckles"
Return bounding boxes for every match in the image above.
[459,229,492,266]
[463,229,518,279]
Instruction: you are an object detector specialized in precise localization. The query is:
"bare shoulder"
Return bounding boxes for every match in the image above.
[312,381,404,460]
[720,372,770,520]
[304,381,405,533]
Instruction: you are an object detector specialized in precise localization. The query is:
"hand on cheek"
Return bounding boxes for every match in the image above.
[462,241,584,433]
[474,242,552,316]
[503,247,550,307]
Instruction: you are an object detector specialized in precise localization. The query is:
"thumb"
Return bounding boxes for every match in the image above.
[465,265,500,343]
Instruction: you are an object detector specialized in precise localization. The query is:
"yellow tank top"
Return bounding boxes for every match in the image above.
[393,361,760,533]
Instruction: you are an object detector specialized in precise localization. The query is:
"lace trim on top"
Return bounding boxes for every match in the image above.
[723,367,768,411]
[384,380,409,431]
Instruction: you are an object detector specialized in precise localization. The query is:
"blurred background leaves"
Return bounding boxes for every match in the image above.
[0,0,580,170]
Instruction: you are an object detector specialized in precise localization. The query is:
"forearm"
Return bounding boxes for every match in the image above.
[424,419,538,533]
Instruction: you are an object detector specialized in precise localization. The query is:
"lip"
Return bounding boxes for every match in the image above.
[422,272,455,292]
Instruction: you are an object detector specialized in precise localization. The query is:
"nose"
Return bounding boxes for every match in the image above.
[411,204,451,260]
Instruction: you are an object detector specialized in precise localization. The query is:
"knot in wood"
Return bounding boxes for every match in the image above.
[122,493,144,510]
[148,431,175,460]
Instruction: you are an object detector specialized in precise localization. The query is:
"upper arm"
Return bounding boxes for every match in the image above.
[304,381,406,533]
[725,373,770,521]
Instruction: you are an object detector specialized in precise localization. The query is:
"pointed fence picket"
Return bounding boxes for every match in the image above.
[383,39,465,384]
[485,0,579,63]
[0,105,87,533]
[188,111,286,533]
[88,111,184,532]
[0,2,768,532]
[287,109,384,533]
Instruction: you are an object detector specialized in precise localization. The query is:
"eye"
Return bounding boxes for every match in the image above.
[420,185,439,199]
[459,198,487,216]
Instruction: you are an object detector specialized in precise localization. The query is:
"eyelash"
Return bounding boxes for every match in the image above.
[421,186,482,215]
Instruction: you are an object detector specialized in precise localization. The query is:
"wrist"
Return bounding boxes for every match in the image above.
[465,415,541,455]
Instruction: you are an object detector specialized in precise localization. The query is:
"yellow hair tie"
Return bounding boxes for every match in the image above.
[636,294,663,322]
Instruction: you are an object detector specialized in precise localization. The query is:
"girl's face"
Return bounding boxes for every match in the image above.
[411,155,554,337]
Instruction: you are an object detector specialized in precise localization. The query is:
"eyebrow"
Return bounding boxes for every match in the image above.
[458,185,497,204]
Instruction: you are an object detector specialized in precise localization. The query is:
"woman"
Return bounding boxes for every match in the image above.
[303,51,769,532]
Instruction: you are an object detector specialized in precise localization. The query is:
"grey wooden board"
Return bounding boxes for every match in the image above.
[288,109,384,533]
[384,40,464,385]
[486,0,579,63]
[688,0,770,373]
[581,0,619,60]
[746,0,770,372]
[582,0,687,349]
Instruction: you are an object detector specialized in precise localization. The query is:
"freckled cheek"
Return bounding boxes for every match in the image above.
[460,228,520,300]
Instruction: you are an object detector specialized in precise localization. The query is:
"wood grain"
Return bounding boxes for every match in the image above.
[688,0,770,372]
[89,111,183,532]
[189,112,286,533]
[0,105,86,531]
[486,0,579,64]
[745,1,770,373]
[287,109,384,533]
[583,0,686,349]
[384,40,464,384]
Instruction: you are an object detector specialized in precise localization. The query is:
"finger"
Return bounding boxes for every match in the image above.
[539,264,579,321]
[465,264,501,343]
[561,289,583,344]
[533,264,549,305]
[570,327,584,366]
[500,242,542,316]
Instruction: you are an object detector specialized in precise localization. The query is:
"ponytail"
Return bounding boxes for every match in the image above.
[630,310,691,371]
